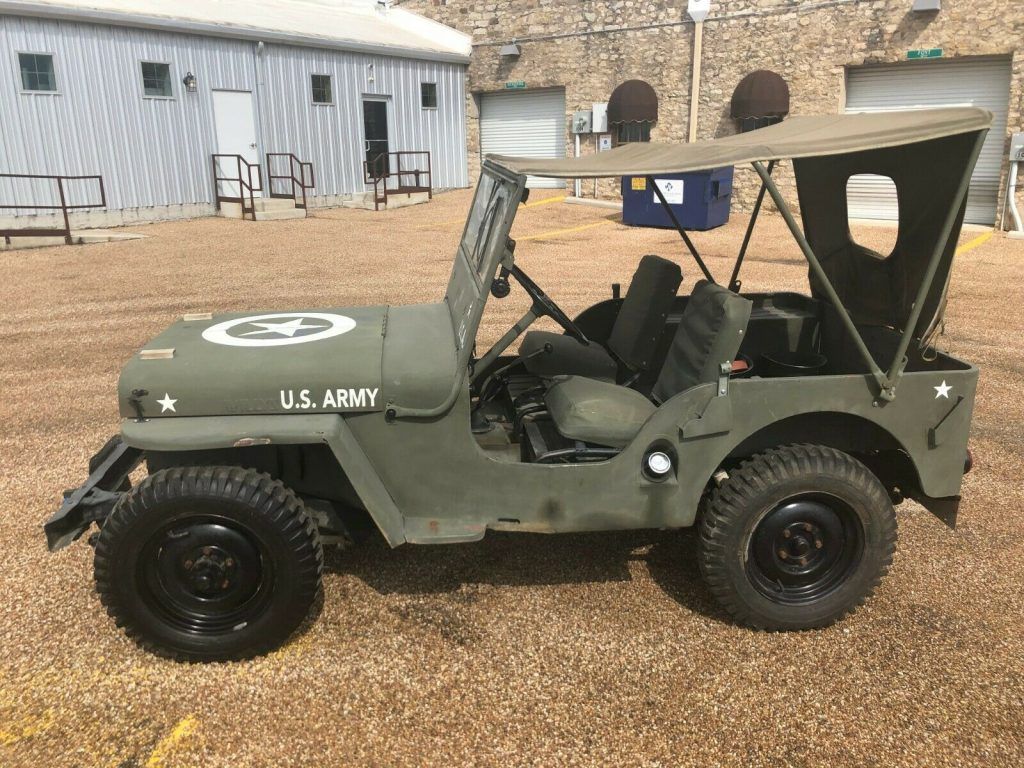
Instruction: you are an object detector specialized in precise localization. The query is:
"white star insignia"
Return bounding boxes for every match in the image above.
[156,393,177,412]
[934,381,952,399]
[240,318,328,338]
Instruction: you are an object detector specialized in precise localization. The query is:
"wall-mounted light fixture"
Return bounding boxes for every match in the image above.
[367,63,375,84]
[911,0,940,10]
[182,71,197,92]
[499,42,521,58]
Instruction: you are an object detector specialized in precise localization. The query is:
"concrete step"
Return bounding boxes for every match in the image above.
[254,208,307,221]
[1,229,146,251]
[341,190,431,211]
[220,197,306,220]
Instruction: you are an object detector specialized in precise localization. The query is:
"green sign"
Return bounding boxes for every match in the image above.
[907,48,943,60]
[504,80,526,89]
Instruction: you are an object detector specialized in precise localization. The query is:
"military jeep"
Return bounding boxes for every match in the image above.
[47,107,990,661]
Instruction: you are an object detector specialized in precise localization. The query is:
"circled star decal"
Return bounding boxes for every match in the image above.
[202,313,357,347]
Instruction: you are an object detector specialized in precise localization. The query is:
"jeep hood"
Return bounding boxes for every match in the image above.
[118,304,458,419]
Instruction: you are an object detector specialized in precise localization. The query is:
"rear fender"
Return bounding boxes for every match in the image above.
[120,414,407,546]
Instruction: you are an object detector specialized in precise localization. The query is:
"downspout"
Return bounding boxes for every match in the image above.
[688,19,703,142]
[687,2,710,142]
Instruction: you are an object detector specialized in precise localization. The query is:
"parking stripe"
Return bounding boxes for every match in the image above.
[517,219,614,242]
[523,195,567,208]
[145,715,198,768]
[956,230,993,255]
[0,709,54,746]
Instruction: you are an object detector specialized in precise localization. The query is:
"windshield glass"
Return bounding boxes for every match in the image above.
[458,170,515,280]
[445,166,521,352]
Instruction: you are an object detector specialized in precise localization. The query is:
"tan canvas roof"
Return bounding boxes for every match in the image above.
[487,107,992,178]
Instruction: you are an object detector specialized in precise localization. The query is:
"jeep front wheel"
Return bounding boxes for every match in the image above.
[699,444,897,630]
[94,466,323,661]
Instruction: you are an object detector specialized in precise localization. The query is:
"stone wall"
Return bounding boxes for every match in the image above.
[397,0,1023,227]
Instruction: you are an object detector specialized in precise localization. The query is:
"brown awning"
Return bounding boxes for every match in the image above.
[731,70,790,119]
[608,79,658,124]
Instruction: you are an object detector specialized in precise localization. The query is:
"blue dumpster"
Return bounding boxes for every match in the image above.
[621,167,734,230]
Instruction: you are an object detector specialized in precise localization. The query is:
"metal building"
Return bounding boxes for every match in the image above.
[0,0,470,230]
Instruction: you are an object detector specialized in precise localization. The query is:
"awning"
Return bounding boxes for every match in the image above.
[731,70,790,119]
[486,107,993,178]
[607,79,658,124]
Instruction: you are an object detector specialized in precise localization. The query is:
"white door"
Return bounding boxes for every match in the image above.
[480,89,566,189]
[212,90,260,198]
[845,58,1012,225]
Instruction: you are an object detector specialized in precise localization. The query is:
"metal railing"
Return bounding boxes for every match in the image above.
[211,154,263,221]
[0,173,106,245]
[362,150,432,211]
[266,153,315,210]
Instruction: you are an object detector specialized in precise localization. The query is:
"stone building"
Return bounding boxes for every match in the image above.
[395,0,1023,228]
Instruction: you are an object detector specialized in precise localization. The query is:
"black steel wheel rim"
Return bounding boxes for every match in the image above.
[138,514,274,634]
[746,494,864,605]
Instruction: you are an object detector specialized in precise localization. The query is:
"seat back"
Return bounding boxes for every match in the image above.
[607,254,682,372]
[652,280,753,403]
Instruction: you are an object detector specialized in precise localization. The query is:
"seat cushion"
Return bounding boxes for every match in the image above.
[521,330,618,381]
[545,376,656,449]
[607,254,682,371]
[652,280,753,403]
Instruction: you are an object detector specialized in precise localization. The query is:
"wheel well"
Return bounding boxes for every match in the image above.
[145,444,376,533]
[725,411,923,498]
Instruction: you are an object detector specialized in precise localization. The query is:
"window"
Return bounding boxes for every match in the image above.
[141,62,172,97]
[19,53,57,92]
[421,82,437,109]
[311,74,333,105]
[846,174,899,255]
[615,121,651,144]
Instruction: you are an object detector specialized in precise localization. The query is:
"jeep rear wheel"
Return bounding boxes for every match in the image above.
[699,445,897,630]
[94,466,323,661]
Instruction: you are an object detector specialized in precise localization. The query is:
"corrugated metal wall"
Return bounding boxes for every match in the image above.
[0,15,467,216]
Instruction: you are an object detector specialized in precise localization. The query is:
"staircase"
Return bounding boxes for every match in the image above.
[218,197,306,221]
[212,152,314,222]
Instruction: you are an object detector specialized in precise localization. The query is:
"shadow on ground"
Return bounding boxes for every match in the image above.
[323,527,731,624]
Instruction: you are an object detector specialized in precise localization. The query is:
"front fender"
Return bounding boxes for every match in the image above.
[121,414,407,547]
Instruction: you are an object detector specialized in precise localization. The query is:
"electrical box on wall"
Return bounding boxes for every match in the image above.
[572,110,593,134]
[1011,132,1024,162]
[592,102,608,133]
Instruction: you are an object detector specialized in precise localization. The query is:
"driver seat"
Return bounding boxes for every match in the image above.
[519,254,682,382]
[544,281,752,448]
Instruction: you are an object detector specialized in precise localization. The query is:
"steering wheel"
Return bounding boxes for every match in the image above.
[506,264,589,344]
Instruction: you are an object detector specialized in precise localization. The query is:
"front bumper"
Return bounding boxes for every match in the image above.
[44,436,143,551]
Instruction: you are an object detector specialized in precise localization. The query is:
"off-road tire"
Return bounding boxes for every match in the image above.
[94,466,323,662]
[699,445,897,630]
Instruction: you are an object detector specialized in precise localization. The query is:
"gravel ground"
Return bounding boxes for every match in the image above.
[1,190,1022,767]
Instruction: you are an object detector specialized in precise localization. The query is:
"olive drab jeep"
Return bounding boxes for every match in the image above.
[47,107,990,661]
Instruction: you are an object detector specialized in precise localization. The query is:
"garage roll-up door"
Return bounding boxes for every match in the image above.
[846,58,1011,225]
[480,89,566,189]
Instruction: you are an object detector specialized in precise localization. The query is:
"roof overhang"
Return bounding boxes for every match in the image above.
[0,0,472,64]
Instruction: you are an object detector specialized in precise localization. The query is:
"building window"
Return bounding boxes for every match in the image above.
[141,62,172,97]
[311,74,333,105]
[421,82,437,109]
[616,121,652,144]
[19,53,57,92]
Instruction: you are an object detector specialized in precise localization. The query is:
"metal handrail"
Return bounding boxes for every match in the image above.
[266,153,315,210]
[362,150,432,211]
[211,154,262,221]
[0,172,106,245]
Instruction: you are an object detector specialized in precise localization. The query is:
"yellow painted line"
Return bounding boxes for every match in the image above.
[517,219,614,242]
[0,709,54,746]
[523,195,567,208]
[146,715,198,768]
[956,230,993,255]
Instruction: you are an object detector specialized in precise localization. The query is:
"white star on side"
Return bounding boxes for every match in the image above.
[934,380,952,399]
[240,318,328,338]
[157,393,177,413]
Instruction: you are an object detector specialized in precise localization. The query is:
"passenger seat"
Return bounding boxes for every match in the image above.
[544,281,753,449]
[519,254,682,382]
